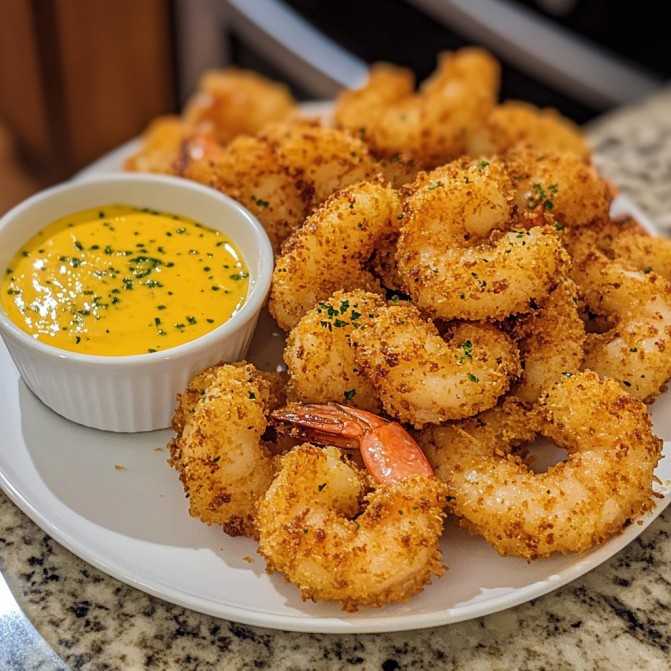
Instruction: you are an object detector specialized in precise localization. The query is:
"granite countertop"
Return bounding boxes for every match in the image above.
[2,90,671,671]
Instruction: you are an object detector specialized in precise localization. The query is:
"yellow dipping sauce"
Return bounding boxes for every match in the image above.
[1,204,249,356]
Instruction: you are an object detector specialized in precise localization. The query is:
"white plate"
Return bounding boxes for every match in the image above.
[0,134,669,634]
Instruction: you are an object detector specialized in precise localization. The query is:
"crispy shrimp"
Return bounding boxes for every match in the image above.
[334,63,415,135]
[467,101,590,160]
[182,67,296,145]
[568,229,671,401]
[418,371,663,561]
[505,145,612,229]
[283,290,386,412]
[510,278,585,402]
[125,116,190,174]
[268,180,401,331]
[396,157,569,321]
[188,133,310,252]
[259,120,379,210]
[342,48,499,169]
[350,303,521,427]
[593,215,671,281]
[172,120,387,252]
[257,403,446,610]
[168,362,286,539]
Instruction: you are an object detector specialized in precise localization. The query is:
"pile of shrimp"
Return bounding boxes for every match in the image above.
[160,50,667,612]
[126,48,589,253]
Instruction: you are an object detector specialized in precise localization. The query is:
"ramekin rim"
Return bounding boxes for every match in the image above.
[0,173,274,367]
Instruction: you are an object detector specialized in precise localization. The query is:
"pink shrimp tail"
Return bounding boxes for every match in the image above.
[270,402,434,484]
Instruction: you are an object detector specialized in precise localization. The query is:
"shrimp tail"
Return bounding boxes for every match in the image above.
[270,402,434,483]
[271,403,366,449]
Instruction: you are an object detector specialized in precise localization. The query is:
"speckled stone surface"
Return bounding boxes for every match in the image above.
[2,90,671,670]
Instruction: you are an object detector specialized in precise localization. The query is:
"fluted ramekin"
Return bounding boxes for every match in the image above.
[0,173,273,432]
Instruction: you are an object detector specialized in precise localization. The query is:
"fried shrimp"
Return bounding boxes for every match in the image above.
[396,158,569,321]
[268,180,401,331]
[593,216,671,281]
[418,371,663,561]
[182,67,296,145]
[365,49,500,169]
[350,303,520,427]
[505,145,612,229]
[257,408,446,611]
[284,290,386,412]
[568,231,671,401]
[170,120,387,252]
[510,278,585,402]
[168,362,286,539]
[192,133,309,252]
[124,116,190,174]
[334,63,415,134]
[467,101,590,160]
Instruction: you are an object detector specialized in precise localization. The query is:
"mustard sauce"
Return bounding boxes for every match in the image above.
[1,204,249,356]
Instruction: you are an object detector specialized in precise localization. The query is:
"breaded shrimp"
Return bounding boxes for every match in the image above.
[350,303,521,427]
[284,290,386,412]
[467,101,590,160]
[124,116,188,174]
[168,362,286,539]
[418,371,663,560]
[396,158,569,321]
[594,215,671,281]
[510,278,586,402]
[505,145,612,229]
[360,48,500,168]
[182,67,296,145]
[169,120,387,252]
[334,63,415,134]
[568,230,671,401]
[256,443,446,611]
[268,180,401,331]
[261,120,379,209]
[200,133,309,252]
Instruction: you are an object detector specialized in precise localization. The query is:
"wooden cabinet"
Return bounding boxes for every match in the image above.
[0,0,176,180]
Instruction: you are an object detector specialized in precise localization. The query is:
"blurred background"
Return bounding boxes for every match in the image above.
[1,0,669,214]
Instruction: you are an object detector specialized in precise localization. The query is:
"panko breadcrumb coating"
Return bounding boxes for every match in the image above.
[505,145,611,229]
[567,228,671,402]
[256,444,447,611]
[510,278,586,402]
[592,215,671,281]
[168,362,286,539]
[418,371,663,561]
[268,179,401,331]
[124,116,188,174]
[284,290,386,412]
[396,157,570,321]
[182,67,296,145]
[351,303,521,427]
[467,100,590,160]
[338,48,500,169]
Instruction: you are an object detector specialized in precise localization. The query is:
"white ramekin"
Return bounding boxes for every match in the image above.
[0,173,274,432]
